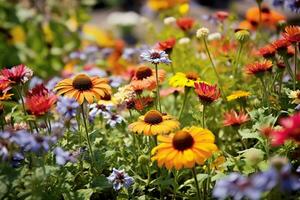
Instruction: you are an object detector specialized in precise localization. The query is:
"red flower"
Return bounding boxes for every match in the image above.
[1,64,33,85]
[194,82,220,104]
[25,84,57,116]
[272,38,290,53]
[270,113,300,146]
[133,96,154,111]
[223,110,249,127]
[244,60,273,76]
[0,76,11,93]
[215,11,229,22]
[176,17,195,31]
[282,25,300,43]
[157,38,176,54]
[257,45,276,59]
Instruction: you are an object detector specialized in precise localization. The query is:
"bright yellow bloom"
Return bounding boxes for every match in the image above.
[226,90,251,101]
[128,110,180,136]
[147,0,189,11]
[288,90,300,104]
[9,26,26,44]
[169,72,201,88]
[151,126,218,170]
[82,24,114,47]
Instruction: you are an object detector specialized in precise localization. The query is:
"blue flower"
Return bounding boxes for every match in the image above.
[273,0,285,7]
[85,68,107,78]
[213,173,263,200]
[56,96,79,121]
[104,113,124,128]
[109,76,123,88]
[54,147,77,166]
[89,103,110,120]
[46,77,62,91]
[107,168,134,191]
[140,49,171,64]
[286,0,300,13]
[11,152,24,167]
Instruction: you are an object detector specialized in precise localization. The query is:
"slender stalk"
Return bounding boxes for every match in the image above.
[202,105,206,128]
[259,77,268,106]
[81,103,95,168]
[234,43,244,76]
[154,64,162,112]
[192,167,201,200]
[203,38,225,98]
[170,62,175,75]
[178,87,190,120]
[278,71,284,95]
[294,43,298,86]
[15,86,33,132]
[283,56,296,90]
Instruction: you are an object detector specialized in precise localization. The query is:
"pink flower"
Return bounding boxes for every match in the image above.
[223,110,249,127]
[1,64,33,84]
[194,82,220,104]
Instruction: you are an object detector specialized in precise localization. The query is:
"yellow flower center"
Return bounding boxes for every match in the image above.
[172,131,194,151]
[186,72,198,81]
[72,74,93,91]
[136,66,153,80]
[144,110,163,124]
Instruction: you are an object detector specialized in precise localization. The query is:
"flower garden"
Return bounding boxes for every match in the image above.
[1,0,300,199]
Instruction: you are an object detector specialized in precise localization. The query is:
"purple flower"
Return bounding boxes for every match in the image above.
[29,76,43,89]
[286,0,300,13]
[11,152,24,167]
[109,76,123,88]
[84,68,107,78]
[213,173,263,200]
[54,147,77,166]
[107,168,134,191]
[56,96,79,120]
[140,49,171,64]
[89,103,110,119]
[273,0,285,7]
[104,113,124,128]
[46,77,62,91]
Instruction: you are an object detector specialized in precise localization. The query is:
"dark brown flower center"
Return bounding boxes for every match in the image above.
[172,131,194,151]
[261,6,270,14]
[136,66,153,80]
[72,74,93,91]
[101,93,111,101]
[144,110,163,124]
[150,52,161,59]
[186,72,199,81]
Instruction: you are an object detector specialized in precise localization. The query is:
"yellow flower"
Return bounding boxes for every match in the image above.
[128,110,180,136]
[54,74,111,104]
[82,24,114,47]
[169,72,201,88]
[66,16,78,32]
[226,90,251,101]
[42,23,54,43]
[151,126,218,170]
[9,26,26,44]
[179,3,189,15]
[147,0,189,11]
[288,90,300,104]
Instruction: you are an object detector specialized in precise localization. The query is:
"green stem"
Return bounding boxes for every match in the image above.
[234,43,244,76]
[283,56,296,90]
[202,105,206,128]
[259,77,268,106]
[178,87,190,120]
[81,103,95,168]
[170,62,175,75]
[203,38,225,98]
[295,43,298,86]
[192,167,201,200]
[154,64,161,112]
[15,86,33,132]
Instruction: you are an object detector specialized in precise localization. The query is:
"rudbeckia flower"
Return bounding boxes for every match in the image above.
[244,60,273,76]
[282,25,300,43]
[194,82,220,105]
[128,110,179,136]
[151,126,218,170]
[169,72,201,88]
[223,110,249,127]
[54,74,111,105]
[226,90,251,101]
[130,66,166,91]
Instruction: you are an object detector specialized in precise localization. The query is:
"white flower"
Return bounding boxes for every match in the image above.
[196,27,210,38]
[107,11,140,27]
[164,17,176,25]
[207,32,222,41]
[178,37,191,44]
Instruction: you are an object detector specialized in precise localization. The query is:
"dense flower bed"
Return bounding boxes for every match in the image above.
[0,0,300,199]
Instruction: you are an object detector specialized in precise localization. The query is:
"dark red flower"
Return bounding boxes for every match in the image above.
[157,38,176,54]
[244,60,273,76]
[272,38,290,53]
[194,82,220,104]
[0,64,33,85]
[257,45,276,59]
[282,25,300,43]
[176,17,195,31]
[27,84,49,97]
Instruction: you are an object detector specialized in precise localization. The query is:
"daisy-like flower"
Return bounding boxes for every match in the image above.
[140,49,171,64]
[0,77,13,100]
[130,66,166,91]
[176,17,195,31]
[54,74,111,104]
[223,110,250,127]
[272,38,290,54]
[107,168,134,191]
[104,113,124,128]
[226,90,251,101]
[128,110,179,136]
[56,96,79,120]
[257,45,276,59]
[151,126,218,170]
[25,84,57,116]
[282,25,300,43]
[289,90,300,104]
[194,82,221,105]
[128,96,154,111]
[169,72,201,88]
[244,60,273,76]
[89,103,109,120]
[1,64,33,85]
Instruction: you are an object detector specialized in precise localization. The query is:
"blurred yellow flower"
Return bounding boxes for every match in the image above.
[148,0,189,11]
[179,3,189,15]
[82,24,114,47]
[288,90,300,104]
[226,90,251,101]
[9,26,26,44]
[169,72,201,88]
[66,16,78,32]
[42,23,54,43]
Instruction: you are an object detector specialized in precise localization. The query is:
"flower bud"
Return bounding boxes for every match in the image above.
[235,30,250,44]
[138,155,149,165]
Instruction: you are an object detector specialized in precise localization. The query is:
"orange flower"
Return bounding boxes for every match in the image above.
[257,45,276,59]
[156,38,176,54]
[54,74,111,104]
[272,38,290,53]
[244,60,272,76]
[133,96,154,111]
[130,66,165,91]
[223,110,249,127]
[176,17,195,31]
[194,82,220,105]
[282,26,300,43]
[0,77,13,100]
